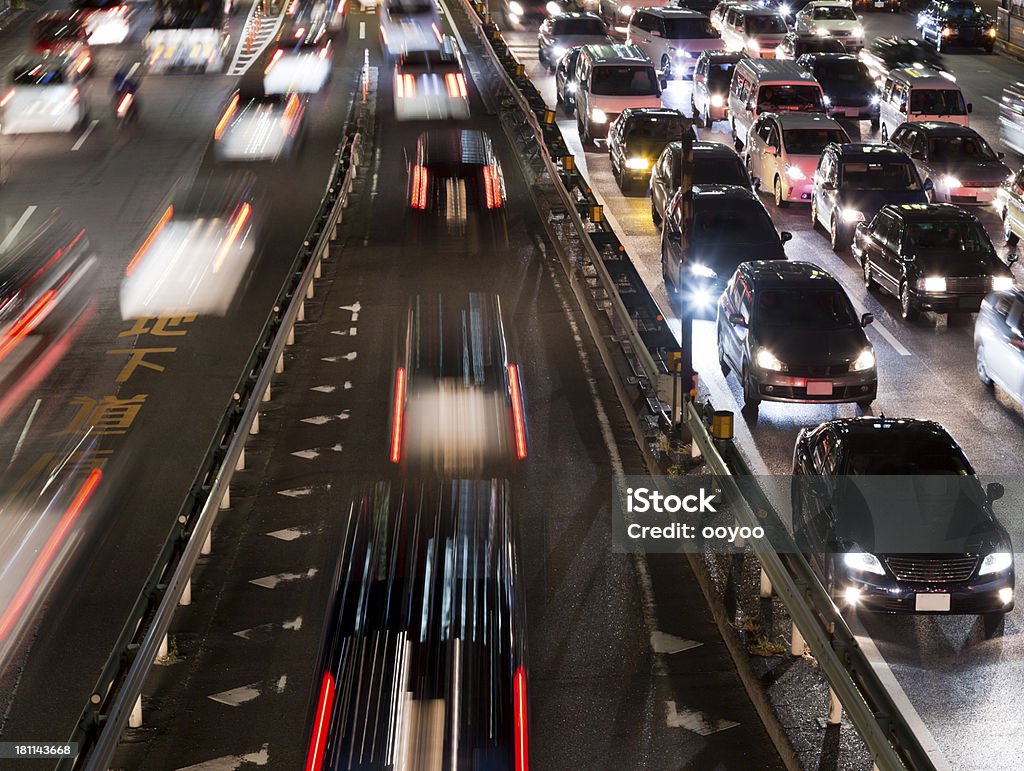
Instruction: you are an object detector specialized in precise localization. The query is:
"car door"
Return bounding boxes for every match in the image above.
[1002,299,1024,400]
[662,193,685,285]
[747,116,769,181]
[629,11,654,58]
[816,151,838,227]
[693,56,708,112]
[878,215,906,296]
[865,212,896,289]
[765,120,783,189]
[717,273,743,368]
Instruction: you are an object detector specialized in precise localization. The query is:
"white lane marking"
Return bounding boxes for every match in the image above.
[174,743,270,771]
[359,21,366,38]
[267,526,310,540]
[651,630,703,654]
[249,568,318,589]
[208,684,261,706]
[343,381,352,390]
[11,398,42,459]
[234,616,303,639]
[71,119,99,151]
[301,411,350,424]
[321,351,358,362]
[984,95,1001,107]
[0,205,37,252]
[277,486,314,497]
[849,616,953,770]
[310,384,337,393]
[666,700,739,734]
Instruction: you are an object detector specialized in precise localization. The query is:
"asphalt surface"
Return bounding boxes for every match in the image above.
[499,6,1024,770]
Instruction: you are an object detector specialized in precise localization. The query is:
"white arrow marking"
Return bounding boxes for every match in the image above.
[291,449,319,460]
[267,527,309,541]
[301,411,350,425]
[343,381,352,390]
[174,743,270,770]
[340,302,361,314]
[665,701,739,735]
[234,616,303,640]
[311,385,337,393]
[651,631,702,655]
[277,486,313,497]
[330,330,349,336]
[331,443,344,451]
[249,568,318,589]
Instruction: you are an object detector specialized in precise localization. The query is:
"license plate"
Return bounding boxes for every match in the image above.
[807,380,833,396]
[874,1,884,6]
[761,52,775,59]
[915,593,951,611]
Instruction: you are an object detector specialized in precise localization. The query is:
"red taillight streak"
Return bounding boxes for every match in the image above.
[444,72,467,99]
[212,202,252,273]
[304,671,336,771]
[0,289,57,364]
[508,363,527,459]
[214,94,239,140]
[432,22,442,42]
[338,0,346,13]
[390,367,406,463]
[0,468,102,642]
[514,667,528,771]
[126,205,173,276]
[1,89,14,107]
[116,92,132,117]
[483,165,503,210]
[396,73,415,98]
[411,165,428,209]
[265,48,284,73]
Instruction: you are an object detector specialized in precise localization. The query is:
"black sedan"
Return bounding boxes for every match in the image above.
[797,53,878,125]
[650,140,751,226]
[792,417,1014,630]
[917,0,997,53]
[852,203,1014,320]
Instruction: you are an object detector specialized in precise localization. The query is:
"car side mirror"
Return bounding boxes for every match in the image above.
[780,230,793,243]
[822,180,836,190]
[728,312,747,327]
[861,312,874,327]
[987,482,1005,503]
[1008,252,1020,264]
[922,179,934,191]
[967,102,973,113]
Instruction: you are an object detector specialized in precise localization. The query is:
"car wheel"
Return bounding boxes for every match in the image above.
[870,116,880,130]
[731,119,741,151]
[811,197,820,230]
[830,213,847,252]
[741,365,760,421]
[691,96,704,127]
[924,179,936,203]
[880,123,888,142]
[862,256,876,289]
[652,201,662,228]
[1004,212,1019,245]
[660,56,672,86]
[718,339,730,377]
[983,611,1006,639]
[900,281,920,321]
[856,397,873,410]
[774,176,788,208]
[661,241,676,292]
[977,345,994,387]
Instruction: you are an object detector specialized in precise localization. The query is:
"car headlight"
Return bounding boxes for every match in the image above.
[591,108,607,123]
[546,0,561,13]
[710,94,724,107]
[779,3,791,14]
[988,27,997,38]
[755,347,787,372]
[841,208,864,223]
[922,276,947,292]
[566,82,576,93]
[852,26,864,38]
[850,348,875,372]
[941,26,953,37]
[843,551,886,576]
[688,262,716,278]
[814,26,829,37]
[509,1,524,15]
[979,552,1014,576]
[941,175,962,189]
[870,94,880,106]
[551,45,566,59]
[625,156,650,170]
[747,39,760,53]
[993,275,1014,291]
[619,3,632,16]
[785,164,806,180]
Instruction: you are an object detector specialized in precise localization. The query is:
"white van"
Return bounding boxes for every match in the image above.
[879,67,971,142]
[728,57,825,148]
[719,4,789,58]
[574,43,662,146]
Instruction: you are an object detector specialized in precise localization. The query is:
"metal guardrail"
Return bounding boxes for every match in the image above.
[685,401,938,771]
[58,71,367,771]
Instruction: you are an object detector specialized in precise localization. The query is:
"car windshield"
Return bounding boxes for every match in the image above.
[390,0,436,16]
[707,63,736,89]
[798,38,847,54]
[910,89,965,115]
[693,156,749,186]
[10,64,65,85]
[34,20,82,41]
[746,14,788,34]
[663,18,718,37]
[553,18,606,35]
[812,5,857,19]
[944,1,982,20]
[928,134,996,161]
[692,201,777,248]
[756,287,857,328]
[844,434,973,475]
[814,59,869,82]
[757,84,824,112]
[591,66,659,95]
[841,161,921,191]
[903,221,993,252]
[626,116,685,142]
[783,128,848,154]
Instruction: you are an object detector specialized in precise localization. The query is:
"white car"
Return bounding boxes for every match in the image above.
[626,7,724,82]
[380,0,441,57]
[394,37,470,121]
[719,6,789,58]
[0,57,88,135]
[709,0,744,32]
[745,111,848,206]
[71,0,132,45]
[600,0,670,30]
[214,89,307,161]
[794,1,863,51]
[264,23,332,94]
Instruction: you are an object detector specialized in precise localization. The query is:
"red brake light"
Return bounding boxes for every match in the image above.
[214,94,240,140]
[410,165,428,210]
[212,202,252,273]
[396,73,415,99]
[508,363,527,459]
[116,92,133,117]
[265,48,284,73]
[444,72,467,98]
[483,165,503,210]
[514,667,529,771]
[304,671,336,771]
[126,205,173,276]
[390,367,406,462]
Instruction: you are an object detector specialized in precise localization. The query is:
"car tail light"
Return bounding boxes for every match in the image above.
[214,94,240,140]
[125,205,173,276]
[445,72,467,98]
[265,48,284,73]
[390,367,406,462]
[0,89,13,108]
[0,289,57,365]
[432,22,442,42]
[410,165,428,209]
[116,92,133,117]
[212,202,252,272]
[281,94,300,134]
[508,363,527,459]
[514,666,529,771]
[396,73,415,98]
[304,671,335,771]
[77,55,91,74]
[483,165,503,209]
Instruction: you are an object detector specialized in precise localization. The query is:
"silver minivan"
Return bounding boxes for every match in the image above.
[574,43,662,146]
[975,288,1024,409]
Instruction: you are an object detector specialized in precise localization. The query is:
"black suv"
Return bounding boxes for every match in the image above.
[859,37,953,86]
[776,31,847,60]
[797,53,879,125]
[852,203,1013,320]
[792,418,1014,625]
[650,140,751,226]
[916,0,996,53]
[717,261,876,421]
[607,108,688,193]
[661,184,791,316]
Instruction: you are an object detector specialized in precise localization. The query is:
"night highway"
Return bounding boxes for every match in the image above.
[0,0,1022,768]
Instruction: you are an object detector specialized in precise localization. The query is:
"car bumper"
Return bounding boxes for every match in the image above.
[826,104,878,120]
[935,185,999,205]
[782,180,814,202]
[913,291,988,312]
[838,571,1014,614]
[754,370,876,404]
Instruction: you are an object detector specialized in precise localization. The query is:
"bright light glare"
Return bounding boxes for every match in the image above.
[923,276,946,292]
[785,164,806,180]
[710,94,724,107]
[625,157,649,170]
[843,551,885,575]
[993,276,1014,291]
[841,208,864,223]
[755,348,785,371]
[591,108,608,123]
[979,552,1013,576]
[850,349,875,371]
[999,587,1014,605]
[843,586,862,605]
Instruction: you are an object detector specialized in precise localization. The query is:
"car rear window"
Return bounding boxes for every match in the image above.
[553,18,606,35]
[662,18,718,38]
[591,65,659,96]
[812,5,856,19]
[909,89,966,115]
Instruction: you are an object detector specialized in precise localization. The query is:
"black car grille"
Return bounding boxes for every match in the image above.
[834,95,870,107]
[944,276,991,293]
[791,363,851,377]
[884,555,978,583]
[961,180,993,188]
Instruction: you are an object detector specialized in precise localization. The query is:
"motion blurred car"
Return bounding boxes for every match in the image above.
[538,13,610,72]
[888,122,1009,205]
[792,417,1014,626]
[859,37,953,87]
[70,0,131,45]
[601,0,671,28]
[407,129,507,217]
[797,52,878,123]
[975,289,1024,408]
[661,184,792,314]
[263,23,333,95]
[690,49,746,126]
[745,111,849,206]
[998,82,1024,157]
[213,87,306,161]
[555,46,585,114]
[793,1,863,51]
[717,261,876,419]
[626,7,724,83]
[675,0,720,15]
[774,30,846,59]
[394,37,470,121]
[998,165,1024,244]
[812,143,930,251]
[33,12,92,73]
[380,0,441,57]
[650,140,752,226]
[120,177,258,319]
[390,294,526,471]
[1,56,89,135]
[607,107,687,192]
[917,0,996,53]
[853,203,1012,320]
[304,479,527,771]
